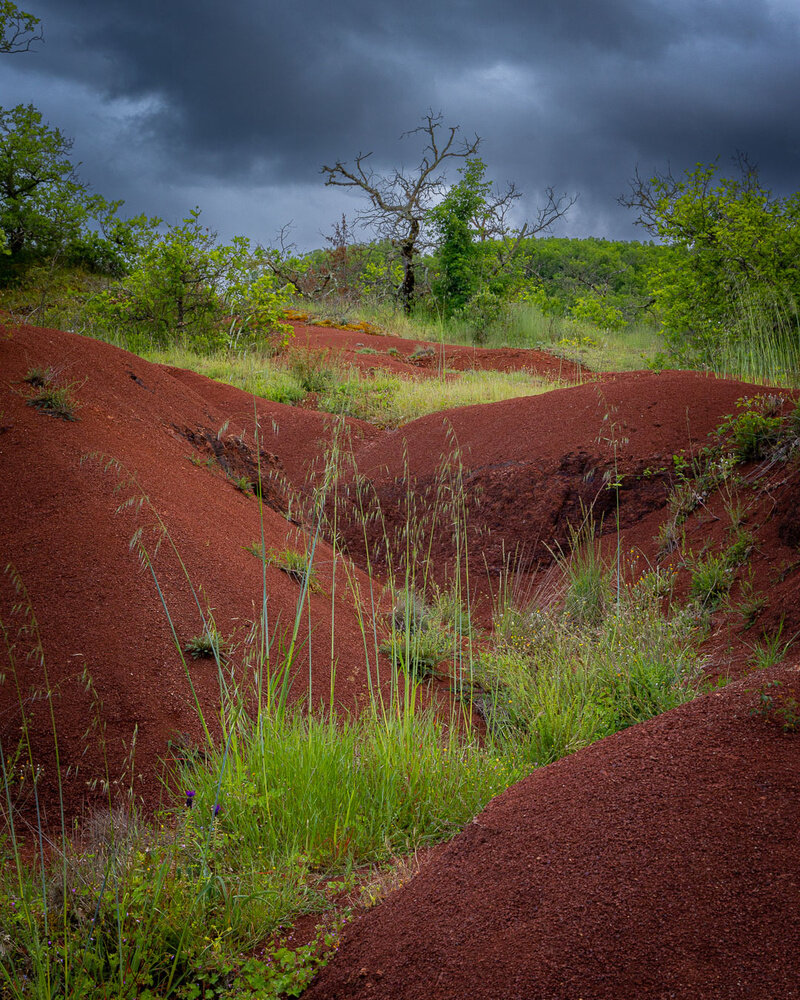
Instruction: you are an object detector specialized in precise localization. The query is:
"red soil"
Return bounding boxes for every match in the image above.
[0,324,385,821]
[3,321,800,998]
[306,663,800,1000]
[292,322,584,382]
[336,370,794,591]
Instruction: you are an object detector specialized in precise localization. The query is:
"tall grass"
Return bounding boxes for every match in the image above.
[480,545,700,766]
[0,400,704,998]
[714,292,800,388]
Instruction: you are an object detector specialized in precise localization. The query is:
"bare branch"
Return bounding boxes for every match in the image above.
[321,112,482,312]
[0,2,42,53]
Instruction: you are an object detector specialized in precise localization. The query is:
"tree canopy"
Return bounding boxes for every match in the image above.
[0,1,41,53]
[0,103,152,284]
[622,159,800,362]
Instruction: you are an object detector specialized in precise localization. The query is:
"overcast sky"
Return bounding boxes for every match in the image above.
[3,0,799,250]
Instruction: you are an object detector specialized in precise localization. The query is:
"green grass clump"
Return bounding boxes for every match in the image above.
[478,567,700,766]
[142,346,307,405]
[19,365,81,421]
[25,383,79,420]
[183,626,228,661]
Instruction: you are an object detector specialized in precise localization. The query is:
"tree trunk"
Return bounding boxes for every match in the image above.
[398,219,419,315]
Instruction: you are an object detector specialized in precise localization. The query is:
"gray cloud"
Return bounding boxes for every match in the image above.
[1,0,798,248]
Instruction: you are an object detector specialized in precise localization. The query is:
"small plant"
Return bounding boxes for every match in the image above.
[687,550,733,610]
[747,620,795,671]
[183,627,227,660]
[734,574,766,629]
[231,474,253,494]
[386,346,402,358]
[265,546,320,588]
[358,854,422,909]
[381,626,449,679]
[21,364,54,387]
[752,679,800,732]
[356,345,379,355]
[715,395,786,462]
[26,382,79,420]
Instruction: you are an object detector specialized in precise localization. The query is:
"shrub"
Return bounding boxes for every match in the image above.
[714,395,786,462]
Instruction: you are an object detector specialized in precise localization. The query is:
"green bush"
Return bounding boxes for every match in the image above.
[87,210,291,354]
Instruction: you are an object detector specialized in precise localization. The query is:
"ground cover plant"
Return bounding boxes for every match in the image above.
[139,343,565,428]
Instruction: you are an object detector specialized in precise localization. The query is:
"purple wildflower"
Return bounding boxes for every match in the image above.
[185,789,196,808]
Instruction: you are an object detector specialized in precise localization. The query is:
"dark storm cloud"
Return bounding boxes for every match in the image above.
[2,0,798,245]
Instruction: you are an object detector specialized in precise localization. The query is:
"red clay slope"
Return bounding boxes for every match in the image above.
[339,370,790,581]
[292,322,584,381]
[306,662,800,1000]
[0,324,381,821]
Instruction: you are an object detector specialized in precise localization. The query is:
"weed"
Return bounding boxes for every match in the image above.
[21,365,54,387]
[358,853,422,909]
[714,395,786,462]
[265,546,320,589]
[288,348,337,393]
[475,568,700,764]
[183,627,228,661]
[560,526,612,626]
[752,679,800,732]
[687,551,733,610]
[380,626,450,680]
[187,452,215,469]
[25,383,80,420]
[734,574,766,629]
[747,620,795,671]
[231,474,253,494]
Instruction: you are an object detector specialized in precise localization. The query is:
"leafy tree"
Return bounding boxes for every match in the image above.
[516,236,663,326]
[429,158,488,313]
[90,210,292,353]
[322,112,481,314]
[0,1,41,54]
[622,159,800,362]
[429,157,575,329]
[0,103,151,284]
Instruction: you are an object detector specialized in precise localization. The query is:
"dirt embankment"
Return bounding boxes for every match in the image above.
[305,661,800,1000]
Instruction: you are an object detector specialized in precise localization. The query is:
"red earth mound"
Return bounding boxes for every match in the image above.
[0,324,388,821]
[334,370,792,586]
[305,662,800,1000]
[292,322,584,382]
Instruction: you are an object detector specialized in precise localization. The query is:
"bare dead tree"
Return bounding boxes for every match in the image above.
[474,182,577,279]
[322,112,480,313]
[264,222,333,299]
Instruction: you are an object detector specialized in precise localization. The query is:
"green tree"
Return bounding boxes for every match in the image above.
[90,209,292,353]
[622,159,800,362]
[430,157,575,331]
[0,1,41,54]
[0,103,149,283]
[429,158,488,313]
